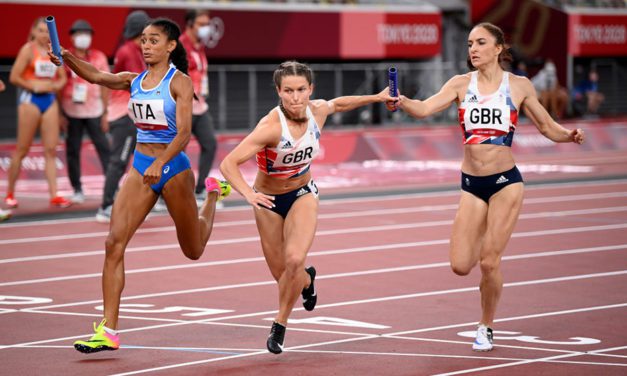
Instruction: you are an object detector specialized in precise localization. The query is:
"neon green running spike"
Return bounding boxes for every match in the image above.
[74,319,120,354]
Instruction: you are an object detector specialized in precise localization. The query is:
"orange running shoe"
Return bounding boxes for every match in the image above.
[50,196,72,208]
[5,193,18,208]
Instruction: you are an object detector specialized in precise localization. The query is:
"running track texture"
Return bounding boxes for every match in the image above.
[1,176,626,375]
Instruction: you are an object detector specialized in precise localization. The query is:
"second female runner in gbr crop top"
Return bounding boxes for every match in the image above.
[388,22,584,352]
[220,61,395,354]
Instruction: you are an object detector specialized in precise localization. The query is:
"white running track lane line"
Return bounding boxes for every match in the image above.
[2,179,627,228]
[0,192,627,245]
[430,345,626,376]
[18,271,627,341]
[20,243,627,311]
[4,178,625,229]
[108,335,380,376]
[0,187,627,235]
[1,203,626,262]
[2,222,626,287]
[384,302,627,336]
[287,348,627,367]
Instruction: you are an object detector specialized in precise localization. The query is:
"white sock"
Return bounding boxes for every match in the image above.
[103,326,118,336]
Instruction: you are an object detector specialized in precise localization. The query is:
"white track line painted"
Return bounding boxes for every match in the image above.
[2,222,625,287]
[288,349,627,367]
[2,203,626,266]
[1,188,626,245]
[431,345,626,376]
[385,303,627,336]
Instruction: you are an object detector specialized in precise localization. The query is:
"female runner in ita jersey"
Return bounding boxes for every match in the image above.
[7,17,70,209]
[49,18,231,354]
[388,23,584,352]
[220,61,395,354]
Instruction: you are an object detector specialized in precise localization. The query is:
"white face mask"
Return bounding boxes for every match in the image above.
[197,25,211,44]
[73,34,92,50]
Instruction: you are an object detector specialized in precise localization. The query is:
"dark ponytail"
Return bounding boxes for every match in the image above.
[148,17,189,75]
[171,41,189,75]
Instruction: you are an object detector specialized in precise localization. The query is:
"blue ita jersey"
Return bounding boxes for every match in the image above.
[128,65,178,143]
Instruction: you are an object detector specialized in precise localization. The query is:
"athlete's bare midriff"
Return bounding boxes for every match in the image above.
[254,170,312,195]
[135,142,168,157]
[461,144,516,176]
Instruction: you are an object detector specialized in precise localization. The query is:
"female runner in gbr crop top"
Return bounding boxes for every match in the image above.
[388,23,584,352]
[220,61,395,354]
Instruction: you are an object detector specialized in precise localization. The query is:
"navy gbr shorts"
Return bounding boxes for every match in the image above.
[461,166,523,203]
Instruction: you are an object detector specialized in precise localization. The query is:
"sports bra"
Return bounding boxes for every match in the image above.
[458,71,518,146]
[256,106,321,179]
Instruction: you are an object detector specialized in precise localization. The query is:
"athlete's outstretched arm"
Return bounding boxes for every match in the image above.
[220,115,281,210]
[327,87,395,114]
[397,75,463,118]
[49,46,136,91]
[518,77,584,144]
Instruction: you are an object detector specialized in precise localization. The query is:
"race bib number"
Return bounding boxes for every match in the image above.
[34,60,57,78]
[128,99,168,130]
[72,83,88,103]
[464,103,511,134]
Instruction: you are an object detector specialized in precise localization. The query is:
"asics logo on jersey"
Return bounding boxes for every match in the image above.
[163,166,170,174]
[496,175,508,184]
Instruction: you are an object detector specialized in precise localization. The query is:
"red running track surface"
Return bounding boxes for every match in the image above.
[0,177,626,375]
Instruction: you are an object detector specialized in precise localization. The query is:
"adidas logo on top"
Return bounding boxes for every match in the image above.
[282,140,293,149]
[496,175,509,184]
[467,95,478,103]
[296,188,308,197]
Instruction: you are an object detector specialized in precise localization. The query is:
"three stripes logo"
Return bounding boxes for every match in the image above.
[282,141,293,149]
[467,95,478,103]
[496,175,509,184]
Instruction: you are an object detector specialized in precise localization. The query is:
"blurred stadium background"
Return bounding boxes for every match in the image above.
[0,0,626,217]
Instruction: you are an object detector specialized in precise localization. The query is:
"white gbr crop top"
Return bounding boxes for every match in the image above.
[256,106,321,179]
[458,71,518,147]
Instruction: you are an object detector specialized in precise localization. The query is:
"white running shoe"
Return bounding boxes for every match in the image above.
[153,197,167,212]
[95,206,112,223]
[70,191,85,204]
[0,208,12,222]
[472,324,494,351]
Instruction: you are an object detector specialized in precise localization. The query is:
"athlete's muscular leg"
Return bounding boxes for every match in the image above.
[7,104,39,194]
[479,183,524,326]
[103,170,157,329]
[255,208,286,282]
[39,102,60,198]
[162,170,219,260]
[274,195,318,325]
[449,191,488,276]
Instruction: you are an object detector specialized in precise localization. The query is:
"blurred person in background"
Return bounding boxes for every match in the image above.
[512,60,527,77]
[60,19,111,204]
[389,22,584,352]
[96,10,149,222]
[530,59,568,119]
[180,9,219,208]
[573,69,604,117]
[6,17,70,209]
